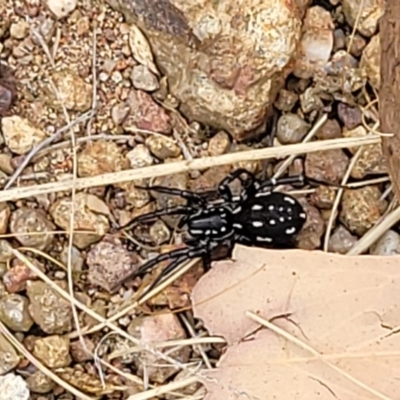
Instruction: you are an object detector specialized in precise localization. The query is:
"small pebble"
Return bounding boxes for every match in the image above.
[333,29,346,51]
[127,144,154,169]
[340,186,385,236]
[9,21,30,40]
[328,225,358,254]
[131,65,159,91]
[316,119,342,140]
[305,149,349,184]
[346,33,367,57]
[274,89,298,112]
[370,230,400,255]
[45,0,77,19]
[208,131,231,156]
[337,103,362,130]
[146,135,181,160]
[0,373,29,400]
[276,113,310,144]
[111,103,130,126]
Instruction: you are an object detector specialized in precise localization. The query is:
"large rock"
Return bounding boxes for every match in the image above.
[106,0,309,140]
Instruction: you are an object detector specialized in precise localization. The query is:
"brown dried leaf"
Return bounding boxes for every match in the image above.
[129,24,159,76]
[192,245,400,400]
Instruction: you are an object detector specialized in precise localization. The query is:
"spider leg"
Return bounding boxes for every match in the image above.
[118,205,196,233]
[258,175,305,191]
[303,176,351,190]
[258,174,351,192]
[218,168,256,201]
[133,243,210,278]
[202,250,212,271]
[145,238,222,292]
[144,255,187,293]
[135,185,207,205]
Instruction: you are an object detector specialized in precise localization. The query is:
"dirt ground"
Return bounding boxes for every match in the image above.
[0,0,395,399]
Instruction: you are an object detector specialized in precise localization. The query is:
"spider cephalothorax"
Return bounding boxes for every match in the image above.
[115,168,307,292]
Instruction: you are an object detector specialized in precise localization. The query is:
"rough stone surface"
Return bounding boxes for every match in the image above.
[86,235,140,292]
[106,0,307,140]
[45,69,92,111]
[0,294,34,332]
[1,116,46,155]
[50,193,110,249]
[342,0,383,37]
[44,0,77,19]
[26,281,72,334]
[0,373,29,400]
[9,208,55,250]
[0,334,20,374]
[340,186,386,235]
[360,34,380,90]
[33,335,71,368]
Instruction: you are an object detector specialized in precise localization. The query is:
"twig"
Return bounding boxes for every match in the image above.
[0,321,95,400]
[347,205,400,255]
[86,22,98,140]
[0,135,382,202]
[12,250,210,385]
[4,110,94,190]
[323,146,363,251]
[273,113,328,179]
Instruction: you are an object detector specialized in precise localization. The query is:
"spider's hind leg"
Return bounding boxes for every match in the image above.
[119,205,195,232]
[258,174,352,192]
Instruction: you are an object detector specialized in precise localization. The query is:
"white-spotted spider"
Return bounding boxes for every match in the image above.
[116,168,308,292]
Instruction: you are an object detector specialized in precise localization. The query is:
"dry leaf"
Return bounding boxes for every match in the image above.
[129,24,159,76]
[192,245,400,400]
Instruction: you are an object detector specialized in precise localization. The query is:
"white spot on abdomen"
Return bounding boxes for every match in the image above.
[286,227,296,235]
[252,221,264,228]
[256,236,272,242]
[284,196,296,204]
[252,204,263,211]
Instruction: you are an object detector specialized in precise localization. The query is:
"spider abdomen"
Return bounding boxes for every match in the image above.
[233,192,306,246]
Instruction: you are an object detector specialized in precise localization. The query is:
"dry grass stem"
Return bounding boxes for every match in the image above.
[4,109,94,190]
[347,205,400,255]
[12,249,208,382]
[69,258,200,339]
[0,135,381,203]
[127,376,200,400]
[323,146,363,251]
[273,113,327,179]
[108,336,225,360]
[0,321,95,400]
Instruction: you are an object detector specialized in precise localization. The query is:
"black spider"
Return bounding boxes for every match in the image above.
[116,168,308,293]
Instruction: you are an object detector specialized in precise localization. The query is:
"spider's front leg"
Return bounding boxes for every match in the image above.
[135,184,207,206]
[118,185,205,231]
[120,205,195,231]
[217,168,257,201]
